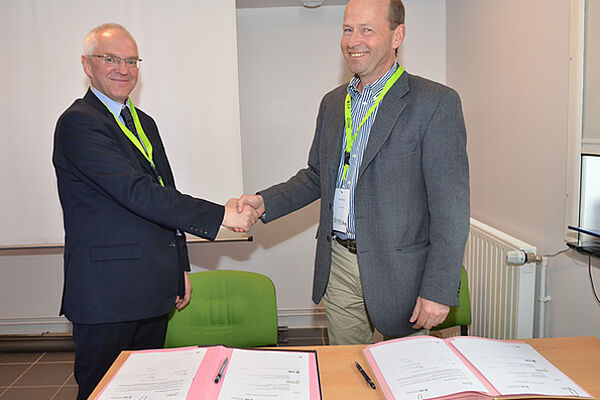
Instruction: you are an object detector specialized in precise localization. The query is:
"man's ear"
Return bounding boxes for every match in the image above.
[81,55,92,80]
[392,23,406,50]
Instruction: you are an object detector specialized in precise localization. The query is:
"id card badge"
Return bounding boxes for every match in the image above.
[333,188,350,233]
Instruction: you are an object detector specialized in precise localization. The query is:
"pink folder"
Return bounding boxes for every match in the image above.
[94,345,322,400]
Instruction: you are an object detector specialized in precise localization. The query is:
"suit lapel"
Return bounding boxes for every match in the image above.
[83,89,118,122]
[83,89,158,179]
[358,72,410,181]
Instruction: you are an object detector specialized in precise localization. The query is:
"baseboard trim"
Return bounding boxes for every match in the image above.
[0,334,75,353]
[0,316,72,335]
[0,310,327,336]
[0,326,331,353]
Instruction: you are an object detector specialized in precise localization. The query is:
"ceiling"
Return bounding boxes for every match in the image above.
[236,0,348,9]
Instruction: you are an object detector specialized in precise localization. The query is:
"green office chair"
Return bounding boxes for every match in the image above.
[164,270,278,348]
[431,266,471,335]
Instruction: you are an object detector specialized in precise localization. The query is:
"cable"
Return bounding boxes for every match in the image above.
[542,247,570,258]
[508,247,600,306]
[588,255,600,306]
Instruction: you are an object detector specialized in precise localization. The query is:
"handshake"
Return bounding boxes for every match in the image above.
[222,194,265,232]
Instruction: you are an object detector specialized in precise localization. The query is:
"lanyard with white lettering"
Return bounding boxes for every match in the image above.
[101,98,164,186]
[342,65,404,181]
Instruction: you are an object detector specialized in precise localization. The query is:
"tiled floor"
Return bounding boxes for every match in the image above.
[0,352,76,400]
[0,329,329,400]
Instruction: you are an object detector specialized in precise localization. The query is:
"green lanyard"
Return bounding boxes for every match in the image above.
[342,65,405,181]
[101,98,164,186]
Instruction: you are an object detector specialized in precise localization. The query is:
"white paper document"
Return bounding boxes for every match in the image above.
[217,349,310,400]
[368,337,488,399]
[97,347,207,400]
[451,337,588,397]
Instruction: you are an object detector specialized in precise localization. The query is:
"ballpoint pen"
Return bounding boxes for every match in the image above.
[214,357,229,383]
[355,361,376,389]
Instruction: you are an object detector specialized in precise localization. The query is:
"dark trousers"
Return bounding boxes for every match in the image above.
[72,313,168,400]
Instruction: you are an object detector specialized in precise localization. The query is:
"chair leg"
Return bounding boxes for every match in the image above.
[460,325,468,336]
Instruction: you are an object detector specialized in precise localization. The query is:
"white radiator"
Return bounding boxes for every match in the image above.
[464,218,537,339]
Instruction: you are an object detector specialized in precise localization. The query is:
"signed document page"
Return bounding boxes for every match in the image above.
[217,349,311,400]
[450,337,591,398]
[366,337,488,399]
[96,347,206,400]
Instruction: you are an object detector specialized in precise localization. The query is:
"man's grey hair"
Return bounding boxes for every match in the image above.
[83,23,136,56]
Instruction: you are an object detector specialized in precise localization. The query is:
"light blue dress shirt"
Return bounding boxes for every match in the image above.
[90,86,128,125]
[334,63,399,240]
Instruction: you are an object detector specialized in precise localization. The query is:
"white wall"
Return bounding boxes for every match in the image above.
[0,0,244,246]
[0,0,447,334]
[233,0,446,328]
[447,0,600,337]
[0,0,244,334]
[11,0,596,338]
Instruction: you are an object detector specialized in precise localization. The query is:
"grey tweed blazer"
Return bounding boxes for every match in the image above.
[259,71,470,336]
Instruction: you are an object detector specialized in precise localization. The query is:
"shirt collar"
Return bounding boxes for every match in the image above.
[90,86,130,118]
[347,62,400,98]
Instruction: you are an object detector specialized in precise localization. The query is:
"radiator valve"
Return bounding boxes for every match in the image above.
[506,250,543,265]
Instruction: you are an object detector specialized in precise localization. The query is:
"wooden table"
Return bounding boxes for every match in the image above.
[90,336,600,399]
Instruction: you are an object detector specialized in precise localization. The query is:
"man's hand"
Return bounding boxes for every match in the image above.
[236,194,265,217]
[174,271,192,310]
[409,296,450,330]
[222,198,259,232]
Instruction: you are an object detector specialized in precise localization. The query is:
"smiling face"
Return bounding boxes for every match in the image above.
[341,0,405,88]
[81,28,139,104]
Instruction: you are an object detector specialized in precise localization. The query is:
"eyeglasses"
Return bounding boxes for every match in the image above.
[89,54,142,69]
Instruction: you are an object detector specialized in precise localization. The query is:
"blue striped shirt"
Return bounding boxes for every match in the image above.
[334,63,399,240]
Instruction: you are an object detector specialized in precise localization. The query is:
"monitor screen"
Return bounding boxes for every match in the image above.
[577,154,600,243]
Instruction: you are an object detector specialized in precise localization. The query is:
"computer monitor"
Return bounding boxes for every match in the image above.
[579,154,600,237]
[567,155,600,256]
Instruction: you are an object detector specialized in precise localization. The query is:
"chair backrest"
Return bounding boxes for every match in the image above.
[164,270,278,348]
[431,266,471,332]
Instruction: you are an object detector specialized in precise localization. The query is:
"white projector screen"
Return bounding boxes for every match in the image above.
[0,0,243,246]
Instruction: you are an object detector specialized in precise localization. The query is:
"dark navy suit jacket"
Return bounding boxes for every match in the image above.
[53,89,224,324]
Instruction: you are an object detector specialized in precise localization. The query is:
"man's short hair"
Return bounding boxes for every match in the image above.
[388,0,405,29]
[83,23,136,56]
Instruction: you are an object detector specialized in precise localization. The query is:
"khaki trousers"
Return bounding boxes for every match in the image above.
[324,238,428,345]
[323,238,374,345]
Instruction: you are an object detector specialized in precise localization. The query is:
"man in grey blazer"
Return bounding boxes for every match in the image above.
[239,0,469,344]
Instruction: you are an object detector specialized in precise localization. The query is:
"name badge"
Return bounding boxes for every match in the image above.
[333,188,350,233]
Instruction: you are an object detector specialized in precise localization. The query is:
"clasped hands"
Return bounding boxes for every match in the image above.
[222,194,265,232]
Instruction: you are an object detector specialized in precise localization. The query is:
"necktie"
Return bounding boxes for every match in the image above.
[120,105,158,181]
[120,106,138,138]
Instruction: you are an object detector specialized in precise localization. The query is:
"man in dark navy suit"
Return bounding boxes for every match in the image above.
[52,23,256,400]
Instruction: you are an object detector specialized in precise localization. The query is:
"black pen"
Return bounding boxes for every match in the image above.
[214,357,228,383]
[355,361,376,389]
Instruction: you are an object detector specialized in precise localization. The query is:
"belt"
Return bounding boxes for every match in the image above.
[334,235,357,254]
